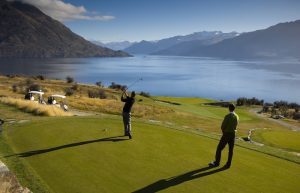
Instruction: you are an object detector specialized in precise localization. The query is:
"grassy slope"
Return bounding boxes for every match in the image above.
[0,103,53,192]
[252,129,300,152]
[1,75,300,192]
[151,97,289,139]
[2,117,300,193]
[0,74,295,135]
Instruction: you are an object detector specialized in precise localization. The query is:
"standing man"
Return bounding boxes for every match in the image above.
[121,91,136,139]
[209,103,239,168]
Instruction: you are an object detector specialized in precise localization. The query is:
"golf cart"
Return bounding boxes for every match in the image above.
[48,94,69,111]
[24,90,45,104]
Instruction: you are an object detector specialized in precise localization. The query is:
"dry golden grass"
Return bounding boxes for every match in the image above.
[68,96,173,118]
[0,75,121,101]
[0,75,174,118]
[68,96,122,114]
[0,97,72,116]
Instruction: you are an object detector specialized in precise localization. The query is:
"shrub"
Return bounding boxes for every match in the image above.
[25,78,34,86]
[36,75,45,80]
[66,76,74,83]
[264,102,273,106]
[236,97,264,106]
[273,100,289,108]
[293,113,300,120]
[289,103,300,109]
[6,74,18,78]
[88,90,96,98]
[71,83,79,91]
[27,84,41,92]
[140,91,151,98]
[12,84,18,92]
[98,90,107,99]
[88,89,107,99]
[95,81,103,87]
[109,82,127,91]
[65,87,75,96]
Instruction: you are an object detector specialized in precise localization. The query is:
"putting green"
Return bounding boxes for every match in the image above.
[2,117,300,193]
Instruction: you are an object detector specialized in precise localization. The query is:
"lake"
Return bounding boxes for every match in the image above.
[0,55,299,103]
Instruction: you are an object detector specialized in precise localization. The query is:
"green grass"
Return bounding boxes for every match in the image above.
[153,96,256,121]
[1,76,300,192]
[0,104,51,193]
[153,96,215,105]
[0,103,37,121]
[148,97,278,138]
[1,117,300,193]
[252,129,300,152]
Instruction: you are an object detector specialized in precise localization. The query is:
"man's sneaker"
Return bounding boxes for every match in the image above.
[129,134,132,139]
[208,161,219,167]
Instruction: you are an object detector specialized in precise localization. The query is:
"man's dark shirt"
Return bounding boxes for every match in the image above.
[121,96,135,113]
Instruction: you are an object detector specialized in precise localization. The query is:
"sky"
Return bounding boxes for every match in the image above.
[15,0,300,42]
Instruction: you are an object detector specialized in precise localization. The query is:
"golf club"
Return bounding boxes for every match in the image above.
[125,78,143,91]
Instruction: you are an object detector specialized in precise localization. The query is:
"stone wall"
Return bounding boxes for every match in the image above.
[0,161,32,193]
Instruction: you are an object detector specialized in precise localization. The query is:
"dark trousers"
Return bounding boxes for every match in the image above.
[122,112,131,136]
[215,132,235,165]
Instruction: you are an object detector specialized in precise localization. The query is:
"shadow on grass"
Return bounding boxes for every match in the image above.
[4,135,129,158]
[132,166,228,193]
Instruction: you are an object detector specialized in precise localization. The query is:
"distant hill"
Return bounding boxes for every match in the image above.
[0,0,130,58]
[124,40,158,54]
[157,20,300,59]
[124,31,239,54]
[92,41,134,51]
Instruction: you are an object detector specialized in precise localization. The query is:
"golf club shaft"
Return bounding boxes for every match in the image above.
[126,78,142,90]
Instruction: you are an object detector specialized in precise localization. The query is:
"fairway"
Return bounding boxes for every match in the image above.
[252,129,300,152]
[2,117,300,193]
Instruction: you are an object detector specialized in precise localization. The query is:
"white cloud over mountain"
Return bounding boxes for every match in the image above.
[9,0,115,22]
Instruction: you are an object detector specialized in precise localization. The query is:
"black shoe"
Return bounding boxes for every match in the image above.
[224,163,231,168]
[208,161,219,167]
[128,134,132,139]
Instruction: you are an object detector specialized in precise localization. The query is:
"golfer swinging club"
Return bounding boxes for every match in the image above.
[209,103,239,168]
[121,90,136,139]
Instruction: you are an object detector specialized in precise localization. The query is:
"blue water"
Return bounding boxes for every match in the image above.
[0,55,299,103]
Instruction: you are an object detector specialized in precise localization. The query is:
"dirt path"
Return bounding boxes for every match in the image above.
[249,108,300,131]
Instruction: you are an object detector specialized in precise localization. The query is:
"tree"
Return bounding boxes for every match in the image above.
[95,81,103,87]
[66,76,74,83]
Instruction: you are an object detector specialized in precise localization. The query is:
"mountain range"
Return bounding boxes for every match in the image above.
[157,20,300,59]
[1,0,299,60]
[92,41,134,51]
[0,0,130,58]
[123,31,239,54]
[122,20,300,59]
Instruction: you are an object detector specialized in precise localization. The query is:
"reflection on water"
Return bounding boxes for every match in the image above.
[0,56,299,103]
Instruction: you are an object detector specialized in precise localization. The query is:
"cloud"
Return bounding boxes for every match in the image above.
[10,0,115,22]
